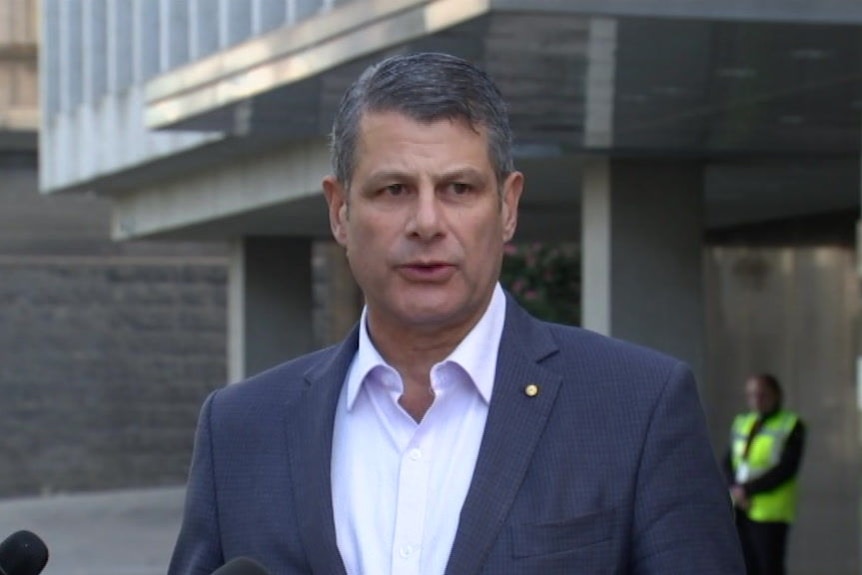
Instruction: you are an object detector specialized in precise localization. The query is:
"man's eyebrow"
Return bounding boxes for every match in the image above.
[360,167,489,189]
[363,170,414,187]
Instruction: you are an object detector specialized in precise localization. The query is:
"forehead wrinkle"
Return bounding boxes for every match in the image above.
[436,167,488,183]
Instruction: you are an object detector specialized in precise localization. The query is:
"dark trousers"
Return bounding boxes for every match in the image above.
[735,512,789,575]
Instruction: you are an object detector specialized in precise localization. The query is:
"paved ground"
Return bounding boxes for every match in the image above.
[0,486,185,575]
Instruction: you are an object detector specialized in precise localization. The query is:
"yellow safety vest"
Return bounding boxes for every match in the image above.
[730,410,799,523]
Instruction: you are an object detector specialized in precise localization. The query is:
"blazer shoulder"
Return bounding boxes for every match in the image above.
[503,291,684,375]
[211,344,342,410]
[558,322,680,364]
[527,315,685,377]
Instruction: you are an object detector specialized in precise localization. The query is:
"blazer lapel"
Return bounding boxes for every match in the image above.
[285,327,359,575]
[445,298,562,575]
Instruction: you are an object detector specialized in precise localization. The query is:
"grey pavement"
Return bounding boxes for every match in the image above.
[0,486,185,575]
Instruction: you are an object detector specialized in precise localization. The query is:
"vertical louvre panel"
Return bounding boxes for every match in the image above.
[253,0,288,34]
[107,0,133,92]
[134,0,160,82]
[59,0,83,112]
[295,0,322,24]
[161,0,189,71]
[190,0,218,59]
[41,0,60,117]
[83,0,107,103]
[220,0,252,48]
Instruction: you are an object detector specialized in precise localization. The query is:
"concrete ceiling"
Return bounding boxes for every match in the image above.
[141,4,862,240]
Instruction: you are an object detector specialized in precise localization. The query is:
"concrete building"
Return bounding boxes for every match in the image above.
[38,1,862,573]
[0,0,229,498]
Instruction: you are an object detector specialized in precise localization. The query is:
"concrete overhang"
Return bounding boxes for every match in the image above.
[146,0,491,133]
[128,0,862,241]
[145,0,862,147]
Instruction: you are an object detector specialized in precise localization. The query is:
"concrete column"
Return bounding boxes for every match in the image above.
[228,236,314,382]
[312,241,362,348]
[582,158,705,382]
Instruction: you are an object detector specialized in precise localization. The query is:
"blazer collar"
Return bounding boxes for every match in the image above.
[445,294,562,575]
[285,326,360,575]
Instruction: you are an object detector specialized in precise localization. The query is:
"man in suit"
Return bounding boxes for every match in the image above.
[169,52,744,574]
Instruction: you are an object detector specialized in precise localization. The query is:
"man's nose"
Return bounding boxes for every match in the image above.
[407,188,444,239]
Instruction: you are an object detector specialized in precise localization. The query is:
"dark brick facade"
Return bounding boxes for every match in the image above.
[0,261,227,495]
[0,155,228,497]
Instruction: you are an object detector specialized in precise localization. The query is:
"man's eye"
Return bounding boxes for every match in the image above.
[450,183,472,194]
[385,184,405,195]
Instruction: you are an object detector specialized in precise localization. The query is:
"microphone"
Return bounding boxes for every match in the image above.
[211,557,271,575]
[0,531,48,575]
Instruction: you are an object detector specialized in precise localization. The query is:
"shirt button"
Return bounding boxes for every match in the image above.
[408,448,422,461]
[399,545,414,558]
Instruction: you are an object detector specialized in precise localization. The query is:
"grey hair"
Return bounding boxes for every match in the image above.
[329,52,515,188]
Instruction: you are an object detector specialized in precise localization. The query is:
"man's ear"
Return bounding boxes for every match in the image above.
[322,176,349,246]
[501,171,523,242]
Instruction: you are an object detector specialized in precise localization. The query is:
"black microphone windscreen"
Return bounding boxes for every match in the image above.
[0,530,49,575]
[211,557,271,575]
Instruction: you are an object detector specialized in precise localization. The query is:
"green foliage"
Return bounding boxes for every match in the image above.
[500,242,580,325]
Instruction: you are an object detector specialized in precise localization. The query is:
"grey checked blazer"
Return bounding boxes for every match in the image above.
[169,294,744,574]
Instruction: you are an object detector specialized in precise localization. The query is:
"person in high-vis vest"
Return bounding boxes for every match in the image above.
[723,373,806,575]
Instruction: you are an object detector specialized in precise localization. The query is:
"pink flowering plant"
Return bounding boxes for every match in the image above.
[500,242,580,325]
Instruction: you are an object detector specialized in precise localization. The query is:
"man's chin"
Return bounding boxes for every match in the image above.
[395,301,483,333]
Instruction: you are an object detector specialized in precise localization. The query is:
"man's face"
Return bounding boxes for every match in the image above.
[745,377,779,414]
[323,111,522,339]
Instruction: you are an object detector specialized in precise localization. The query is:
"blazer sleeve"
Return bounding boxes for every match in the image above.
[168,390,224,575]
[631,363,745,574]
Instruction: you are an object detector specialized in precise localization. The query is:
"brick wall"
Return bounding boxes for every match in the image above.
[0,154,228,497]
[0,261,227,495]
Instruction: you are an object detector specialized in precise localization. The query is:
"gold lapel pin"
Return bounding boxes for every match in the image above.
[525,384,539,397]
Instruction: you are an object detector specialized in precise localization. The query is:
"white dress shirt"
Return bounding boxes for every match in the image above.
[331,284,507,575]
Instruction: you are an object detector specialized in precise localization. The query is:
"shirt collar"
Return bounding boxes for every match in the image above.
[344,283,507,410]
